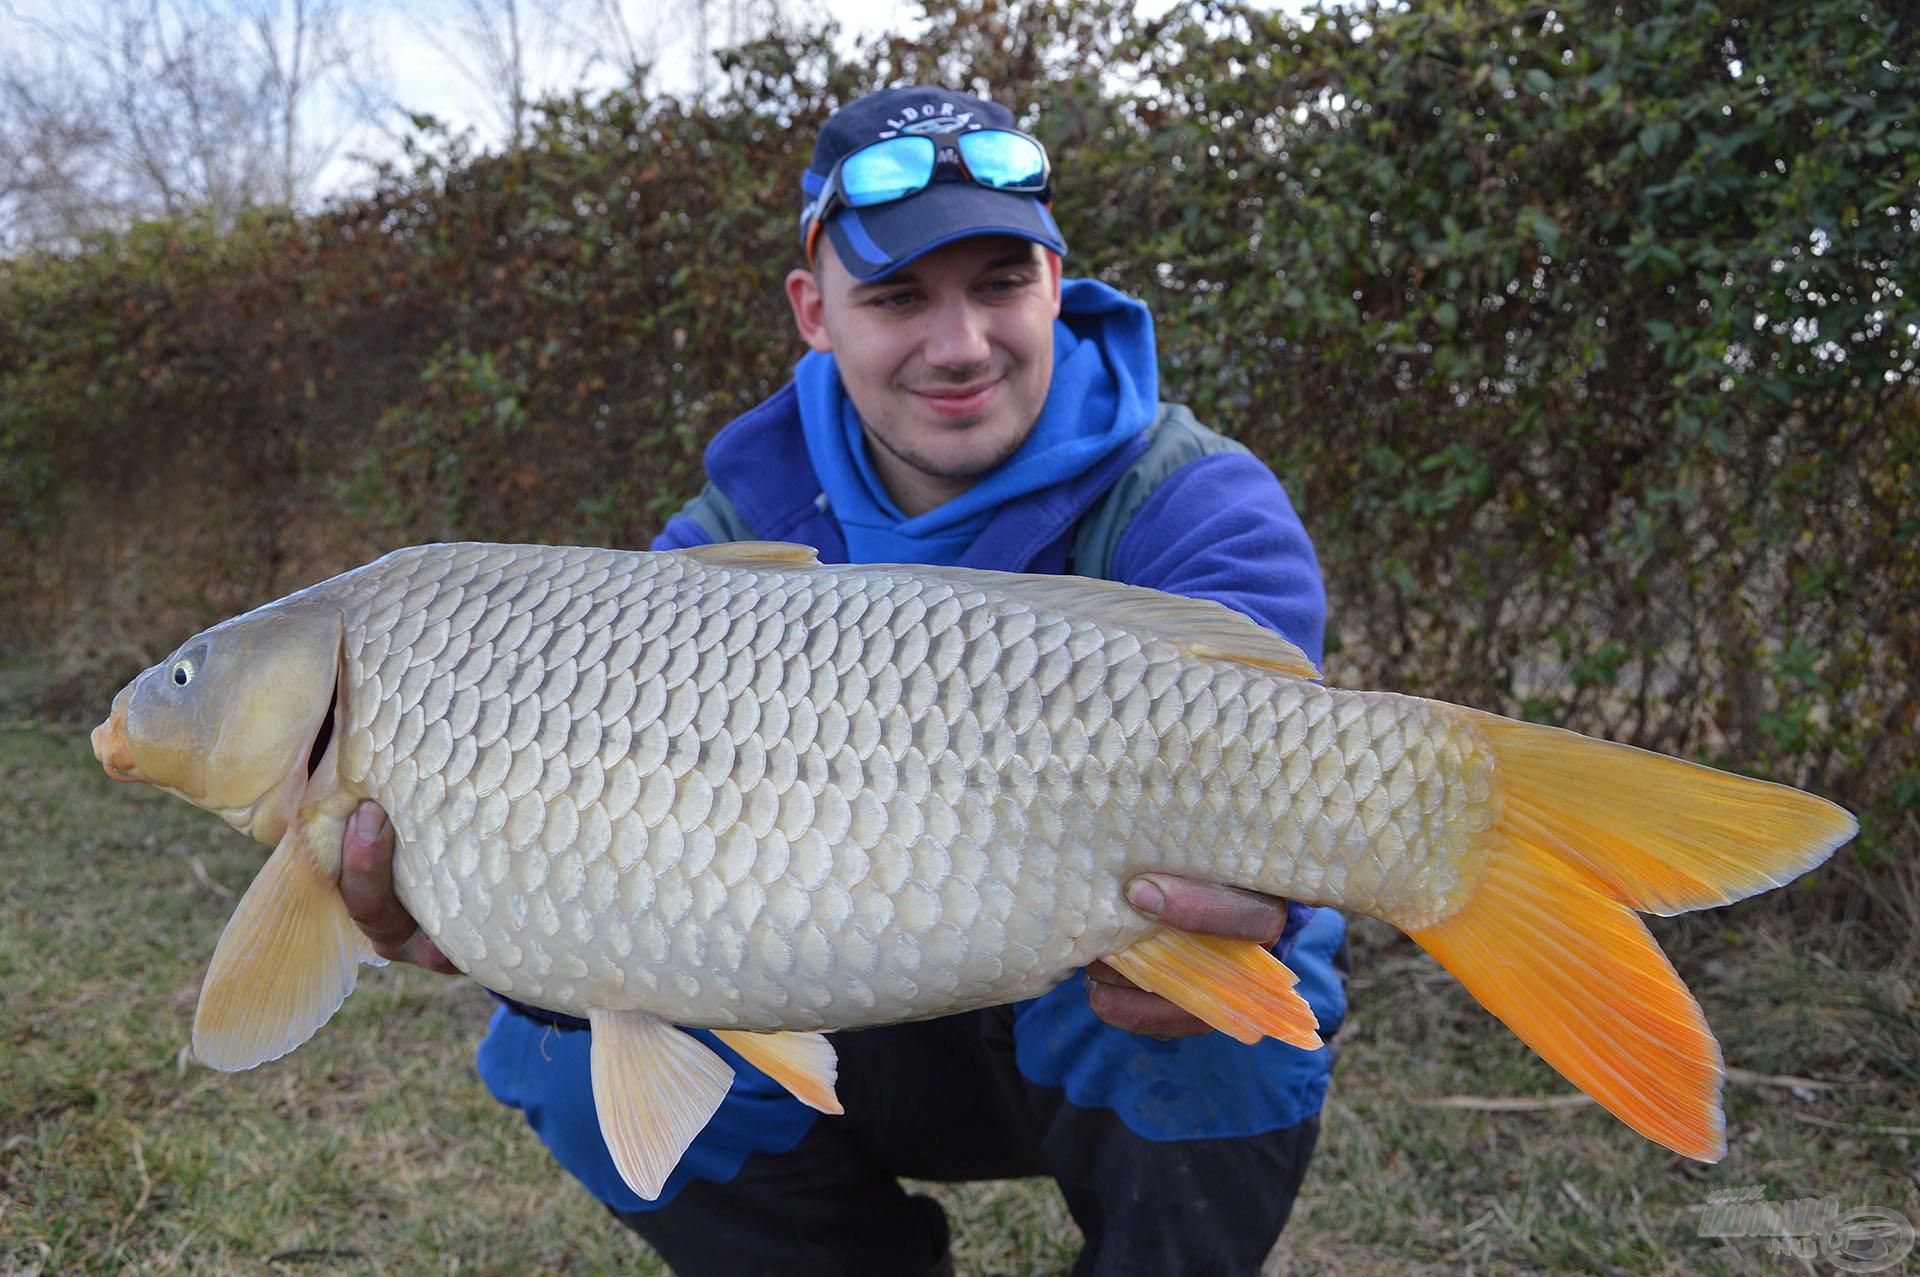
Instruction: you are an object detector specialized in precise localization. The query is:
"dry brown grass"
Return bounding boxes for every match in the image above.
[1269,916,1920,1276]
[5,690,1915,1275]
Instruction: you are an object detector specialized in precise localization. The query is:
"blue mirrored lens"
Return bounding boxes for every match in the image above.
[956,131,1047,190]
[841,138,936,207]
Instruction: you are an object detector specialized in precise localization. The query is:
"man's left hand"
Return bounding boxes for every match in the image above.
[1085,874,1291,1039]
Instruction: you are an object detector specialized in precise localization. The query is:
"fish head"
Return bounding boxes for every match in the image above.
[94,600,344,844]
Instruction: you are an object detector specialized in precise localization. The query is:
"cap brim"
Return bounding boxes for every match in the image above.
[823,183,1068,281]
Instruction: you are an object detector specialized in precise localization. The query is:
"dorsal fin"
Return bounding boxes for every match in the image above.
[904,565,1322,681]
[671,542,1319,682]
[675,541,821,568]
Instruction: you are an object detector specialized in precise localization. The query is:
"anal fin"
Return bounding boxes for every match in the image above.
[713,1029,843,1114]
[192,823,365,1071]
[589,1010,735,1201]
[1104,930,1323,1048]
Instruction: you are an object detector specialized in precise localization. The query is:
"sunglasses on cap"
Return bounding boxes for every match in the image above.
[801,122,1052,266]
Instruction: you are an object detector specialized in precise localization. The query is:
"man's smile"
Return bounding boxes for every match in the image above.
[912,377,1003,418]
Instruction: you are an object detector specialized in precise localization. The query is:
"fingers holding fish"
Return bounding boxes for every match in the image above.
[339,800,459,974]
[1122,875,1291,948]
[1082,962,1213,1039]
[1084,876,1297,1038]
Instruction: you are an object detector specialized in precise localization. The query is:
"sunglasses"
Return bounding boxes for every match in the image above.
[802,123,1053,265]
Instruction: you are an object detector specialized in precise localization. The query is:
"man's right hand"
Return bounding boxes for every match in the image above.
[339,800,460,973]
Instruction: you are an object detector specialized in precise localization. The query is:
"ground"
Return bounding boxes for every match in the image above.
[3,696,1915,1275]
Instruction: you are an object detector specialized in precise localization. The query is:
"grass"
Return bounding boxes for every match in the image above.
[1274,915,1920,1275]
[4,700,1915,1275]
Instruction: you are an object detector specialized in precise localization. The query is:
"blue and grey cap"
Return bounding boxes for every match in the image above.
[798,86,1069,281]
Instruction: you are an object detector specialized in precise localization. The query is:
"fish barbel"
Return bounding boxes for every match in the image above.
[92,541,1854,1198]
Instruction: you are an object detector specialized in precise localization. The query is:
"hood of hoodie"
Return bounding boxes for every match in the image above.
[792,277,1159,566]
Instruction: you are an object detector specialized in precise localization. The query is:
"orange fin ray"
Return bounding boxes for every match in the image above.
[1469,711,1856,916]
[1398,707,1858,1163]
[713,1029,843,1115]
[1104,930,1322,1049]
[675,542,822,569]
[1409,839,1727,1161]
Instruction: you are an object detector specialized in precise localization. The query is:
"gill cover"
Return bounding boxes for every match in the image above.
[117,599,344,843]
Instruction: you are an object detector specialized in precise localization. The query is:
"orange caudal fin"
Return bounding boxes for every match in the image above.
[1466,712,1856,917]
[1409,838,1730,1160]
[1409,712,1857,1162]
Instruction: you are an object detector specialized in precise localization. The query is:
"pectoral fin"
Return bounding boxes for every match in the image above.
[714,1029,843,1114]
[1104,930,1323,1049]
[589,1010,735,1201]
[192,823,365,1071]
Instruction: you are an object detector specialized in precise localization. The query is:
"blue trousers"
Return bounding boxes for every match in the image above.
[479,909,1348,1274]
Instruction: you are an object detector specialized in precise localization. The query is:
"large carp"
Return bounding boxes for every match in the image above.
[92,541,1854,1198]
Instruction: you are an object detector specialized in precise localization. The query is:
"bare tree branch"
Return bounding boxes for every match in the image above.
[416,0,558,147]
[0,0,394,247]
[0,0,804,250]
[536,0,656,98]
[243,0,356,204]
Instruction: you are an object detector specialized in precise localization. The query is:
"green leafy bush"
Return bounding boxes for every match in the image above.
[1,0,1912,900]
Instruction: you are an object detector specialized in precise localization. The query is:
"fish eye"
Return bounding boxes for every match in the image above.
[171,658,196,687]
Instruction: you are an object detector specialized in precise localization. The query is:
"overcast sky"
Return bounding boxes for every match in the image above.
[0,0,926,206]
[2,0,1225,218]
[318,0,925,198]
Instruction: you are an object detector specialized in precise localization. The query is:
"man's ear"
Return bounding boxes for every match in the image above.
[1043,249,1064,318]
[786,267,833,354]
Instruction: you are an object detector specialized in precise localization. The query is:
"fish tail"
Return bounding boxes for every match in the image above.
[1406,712,1856,1161]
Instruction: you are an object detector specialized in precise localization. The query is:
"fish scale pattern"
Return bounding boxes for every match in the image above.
[331,543,1497,1030]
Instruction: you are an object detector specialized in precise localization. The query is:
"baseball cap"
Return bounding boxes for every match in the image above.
[798,86,1069,281]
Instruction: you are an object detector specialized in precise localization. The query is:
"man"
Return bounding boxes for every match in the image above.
[341,86,1346,1275]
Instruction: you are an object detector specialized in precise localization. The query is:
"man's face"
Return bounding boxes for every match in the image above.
[786,235,1064,517]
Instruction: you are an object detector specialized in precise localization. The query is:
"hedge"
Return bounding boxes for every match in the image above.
[3,0,1914,878]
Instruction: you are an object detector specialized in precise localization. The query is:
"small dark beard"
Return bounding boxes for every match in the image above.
[861,418,1031,484]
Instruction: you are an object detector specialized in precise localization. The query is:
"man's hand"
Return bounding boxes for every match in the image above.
[339,800,460,973]
[1085,875,1291,1039]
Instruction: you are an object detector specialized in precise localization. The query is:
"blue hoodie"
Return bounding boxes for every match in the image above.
[475,279,1344,1212]
[796,278,1161,564]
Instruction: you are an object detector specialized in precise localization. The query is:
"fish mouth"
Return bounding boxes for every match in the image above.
[92,692,142,784]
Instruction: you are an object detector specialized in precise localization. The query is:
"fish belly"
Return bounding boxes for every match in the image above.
[330,544,1494,1031]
